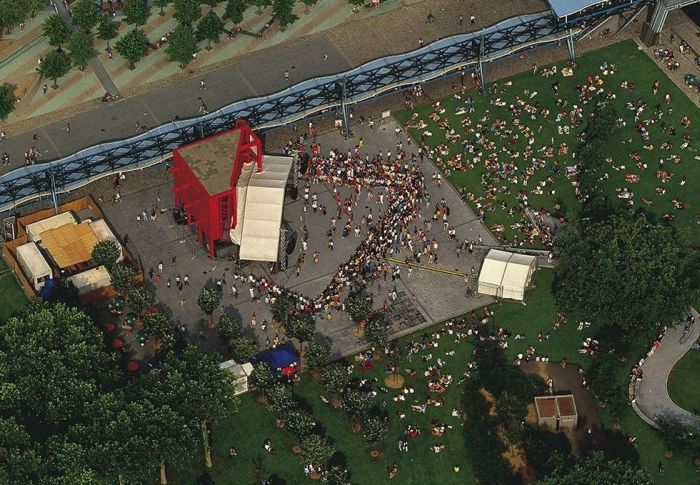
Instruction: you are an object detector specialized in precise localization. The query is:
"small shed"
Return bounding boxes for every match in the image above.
[477,249,537,301]
[219,359,254,395]
[535,394,578,430]
[15,242,52,291]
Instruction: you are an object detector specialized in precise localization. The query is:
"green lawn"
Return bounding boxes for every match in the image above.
[0,257,28,322]
[172,270,698,484]
[396,40,700,246]
[667,347,700,415]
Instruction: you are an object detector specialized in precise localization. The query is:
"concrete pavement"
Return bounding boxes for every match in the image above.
[633,308,700,430]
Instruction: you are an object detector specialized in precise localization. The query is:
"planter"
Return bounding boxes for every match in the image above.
[372,350,383,361]
[310,370,321,381]
[611,423,621,431]
[292,444,302,455]
[369,449,383,458]
[352,422,362,434]
[330,395,342,408]
[207,320,217,330]
[308,471,322,480]
[353,327,364,338]
[256,394,268,404]
[664,451,673,458]
[694,457,700,467]
[275,419,285,429]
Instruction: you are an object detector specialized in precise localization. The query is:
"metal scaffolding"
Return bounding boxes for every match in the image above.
[0,0,651,213]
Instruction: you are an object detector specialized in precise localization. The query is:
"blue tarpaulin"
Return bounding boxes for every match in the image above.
[252,342,300,370]
[548,0,610,18]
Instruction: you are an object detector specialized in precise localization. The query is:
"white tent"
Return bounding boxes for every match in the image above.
[477,249,537,301]
[88,219,124,262]
[219,359,254,395]
[237,155,293,262]
[26,212,76,243]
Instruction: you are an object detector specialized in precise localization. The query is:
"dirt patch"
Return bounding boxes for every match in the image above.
[525,403,538,425]
[479,387,497,416]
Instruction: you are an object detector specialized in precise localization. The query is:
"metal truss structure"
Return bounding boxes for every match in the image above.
[0,0,652,213]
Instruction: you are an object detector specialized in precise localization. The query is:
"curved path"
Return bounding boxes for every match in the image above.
[633,308,700,430]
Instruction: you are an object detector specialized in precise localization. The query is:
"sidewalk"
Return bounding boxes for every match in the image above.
[634,308,700,430]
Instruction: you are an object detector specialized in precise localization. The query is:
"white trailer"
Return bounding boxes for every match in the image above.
[15,242,52,291]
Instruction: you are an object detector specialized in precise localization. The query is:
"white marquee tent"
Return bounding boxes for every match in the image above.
[236,155,293,262]
[477,249,537,301]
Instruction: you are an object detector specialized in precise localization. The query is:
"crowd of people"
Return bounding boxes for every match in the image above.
[403,55,695,247]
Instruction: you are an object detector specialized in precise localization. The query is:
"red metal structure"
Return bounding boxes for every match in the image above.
[171,120,263,257]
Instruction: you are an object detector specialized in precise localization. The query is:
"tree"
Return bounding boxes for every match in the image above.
[0,418,42,484]
[553,216,699,348]
[138,346,238,470]
[202,0,220,8]
[123,0,150,29]
[285,410,315,440]
[323,465,350,485]
[196,11,223,48]
[114,28,149,68]
[250,362,277,394]
[142,312,175,351]
[0,1,26,38]
[250,0,271,13]
[97,15,119,50]
[165,24,198,67]
[0,302,121,428]
[305,342,331,373]
[39,50,71,88]
[540,451,651,485]
[300,0,318,8]
[91,240,121,270]
[232,336,258,362]
[265,384,294,415]
[321,363,349,396]
[364,317,388,350]
[286,314,315,351]
[196,287,221,325]
[224,0,246,24]
[271,295,293,327]
[349,0,364,6]
[300,434,333,470]
[658,419,700,456]
[43,13,72,47]
[72,0,100,33]
[272,0,297,30]
[67,31,97,69]
[218,313,241,342]
[0,84,15,121]
[345,295,372,322]
[362,416,388,447]
[109,262,136,295]
[343,390,372,423]
[126,286,154,317]
[154,0,170,15]
[173,0,201,26]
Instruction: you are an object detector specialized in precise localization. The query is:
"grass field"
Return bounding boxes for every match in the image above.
[396,40,700,247]
[175,270,698,484]
[667,347,700,415]
[0,257,28,322]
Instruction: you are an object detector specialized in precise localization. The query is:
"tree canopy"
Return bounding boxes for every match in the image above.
[114,28,149,67]
[0,84,14,121]
[123,0,150,28]
[272,0,297,30]
[173,0,202,26]
[96,15,119,49]
[540,451,651,485]
[90,239,121,270]
[43,13,72,47]
[67,31,97,70]
[553,216,698,346]
[38,50,72,88]
[165,24,198,67]
[224,0,246,24]
[196,10,224,47]
[71,0,100,32]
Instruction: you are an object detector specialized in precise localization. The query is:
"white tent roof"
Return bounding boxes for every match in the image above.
[67,265,112,295]
[16,242,52,280]
[88,219,124,262]
[478,249,537,297]
[26,212,76,243]
[238,155,293,262]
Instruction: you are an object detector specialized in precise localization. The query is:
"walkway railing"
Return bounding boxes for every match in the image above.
[0,0,651,213]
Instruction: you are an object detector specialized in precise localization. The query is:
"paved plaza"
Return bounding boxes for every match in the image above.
[101,118,497,359]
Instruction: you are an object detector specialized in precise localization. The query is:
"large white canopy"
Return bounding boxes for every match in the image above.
[477,249,537,301]
[237,155,293,262]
